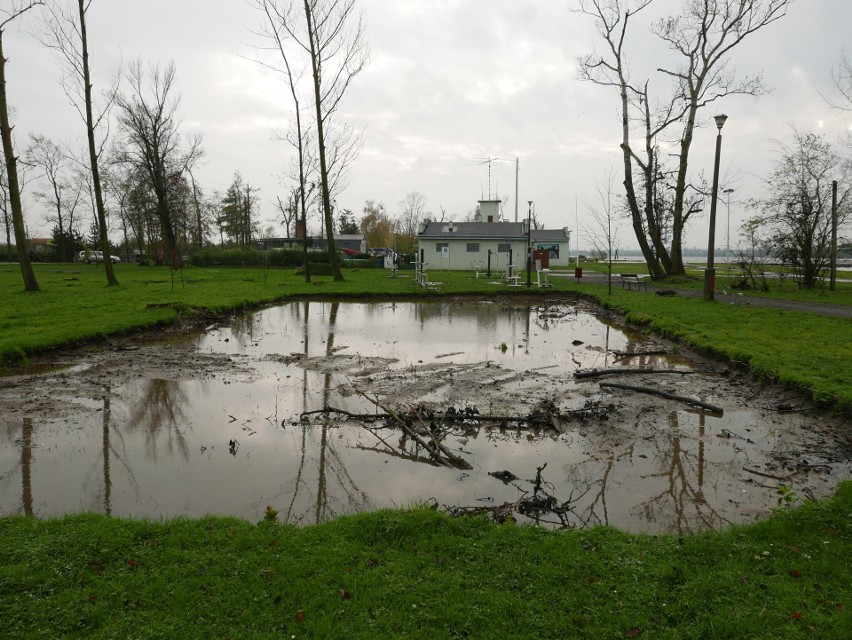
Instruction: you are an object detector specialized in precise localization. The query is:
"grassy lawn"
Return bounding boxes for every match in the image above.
[2,261,851,408]
[1,484,850,639]
[2,263,851,637]
[577,260,852,305]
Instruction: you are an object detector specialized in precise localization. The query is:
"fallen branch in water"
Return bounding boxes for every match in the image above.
[299,401,613,427]
[575,368,692,380]
[353,391,472,470]
[599,382,723,415]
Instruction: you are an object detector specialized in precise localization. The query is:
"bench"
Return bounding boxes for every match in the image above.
[620,273,648,292]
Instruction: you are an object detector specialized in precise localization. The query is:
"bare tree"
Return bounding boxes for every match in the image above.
[248,0,369,281]
[275,190,298,238]
[825,50,852,147]
[115,60,202,268]
[578,0,792,278]
[36,0,119,284]
[0,1,43,291]
[248,0,314,281]
[24,134,85,261]
[583,166,622,294]
[827,50,852,112]
[397,191,427,252]
[755,129,850,289]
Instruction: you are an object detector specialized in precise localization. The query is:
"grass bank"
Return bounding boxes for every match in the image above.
[1,262,851,409]
[2,483,850,638]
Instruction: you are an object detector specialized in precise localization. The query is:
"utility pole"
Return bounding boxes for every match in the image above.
[514,157,519,222]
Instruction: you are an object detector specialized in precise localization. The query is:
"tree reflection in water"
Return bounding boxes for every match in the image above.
[272,302,372,524]
[0,418,36,516]
[632,411,730,533]
[127,379,191,461]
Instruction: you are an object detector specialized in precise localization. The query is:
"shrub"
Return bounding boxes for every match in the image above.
[191,248,333,268]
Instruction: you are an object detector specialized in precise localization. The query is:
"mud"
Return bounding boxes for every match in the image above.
[1,297,849,533]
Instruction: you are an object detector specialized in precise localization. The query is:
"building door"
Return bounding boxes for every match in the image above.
[533,249,550,269]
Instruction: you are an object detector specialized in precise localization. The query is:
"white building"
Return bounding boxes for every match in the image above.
[416,200,572,271]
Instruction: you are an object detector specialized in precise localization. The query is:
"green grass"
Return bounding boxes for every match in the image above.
[563,282,852,408]
[1,483,850,638]
[2,261,851,409]
[577,261,852,305]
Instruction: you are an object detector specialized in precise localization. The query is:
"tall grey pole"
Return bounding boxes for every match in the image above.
[514,157,519,223]
[703,115,727,301]
[830,180,838,291]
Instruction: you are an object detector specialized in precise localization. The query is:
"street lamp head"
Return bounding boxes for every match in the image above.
[714,114,728,131]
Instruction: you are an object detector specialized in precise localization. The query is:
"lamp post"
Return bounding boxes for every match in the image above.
[703,114,727,301]
[723,188,734,263]
[526,200,533,288]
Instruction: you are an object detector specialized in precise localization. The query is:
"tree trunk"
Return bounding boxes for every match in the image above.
[0,32,38,292]
[304,0,342,281]
[619,81,663,279]
[78,0,117,285]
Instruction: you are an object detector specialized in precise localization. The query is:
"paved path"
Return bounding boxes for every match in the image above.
[570,273,852,320]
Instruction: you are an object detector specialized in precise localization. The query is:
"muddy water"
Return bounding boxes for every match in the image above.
[1,299,848,533]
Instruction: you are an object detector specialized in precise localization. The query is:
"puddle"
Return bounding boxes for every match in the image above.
[0,299,848,533]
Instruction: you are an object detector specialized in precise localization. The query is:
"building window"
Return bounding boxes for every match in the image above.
[466,243,480,252]
[538,243,560,259]
[497,243,511,253]
[436,242,448,253]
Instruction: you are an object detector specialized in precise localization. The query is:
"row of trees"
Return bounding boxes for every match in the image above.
[2,0,369,291]
[578,0,850,288]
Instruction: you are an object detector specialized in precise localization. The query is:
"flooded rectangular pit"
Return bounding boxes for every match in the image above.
[1,299,849,533]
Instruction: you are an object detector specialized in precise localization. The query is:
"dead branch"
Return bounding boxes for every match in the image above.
[352,392,471,470]
[599,382,723,415]
[575,368,693,379]
[299,401,613,428]
[742,466,798,482]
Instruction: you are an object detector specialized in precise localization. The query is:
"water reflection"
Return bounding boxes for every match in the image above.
[634,411,729,534]
[21,418,33,516]
[127,379,191,461]
[0,300,846,533]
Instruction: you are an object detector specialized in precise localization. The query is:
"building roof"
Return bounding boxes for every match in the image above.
[531,229,572,242]
[419,221,527,239]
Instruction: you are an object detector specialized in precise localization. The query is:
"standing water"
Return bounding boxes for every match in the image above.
[1,299,848,533]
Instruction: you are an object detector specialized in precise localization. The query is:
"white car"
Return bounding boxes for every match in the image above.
[79,250,121,264]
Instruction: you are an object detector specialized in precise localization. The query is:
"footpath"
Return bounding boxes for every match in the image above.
[575,273,852,320]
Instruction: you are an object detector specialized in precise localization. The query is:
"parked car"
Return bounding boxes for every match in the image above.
[79,250,121,264]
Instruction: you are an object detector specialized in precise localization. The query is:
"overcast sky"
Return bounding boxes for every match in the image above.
[7,0,851,250]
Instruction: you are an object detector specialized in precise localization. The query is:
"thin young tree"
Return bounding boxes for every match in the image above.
[583,167,621,294]
[248,0,313,281]
[303,0,368,280]
[578,0,792,278]
[0,0,43,291]
[249,0,368,282]
[37,0,119,284]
